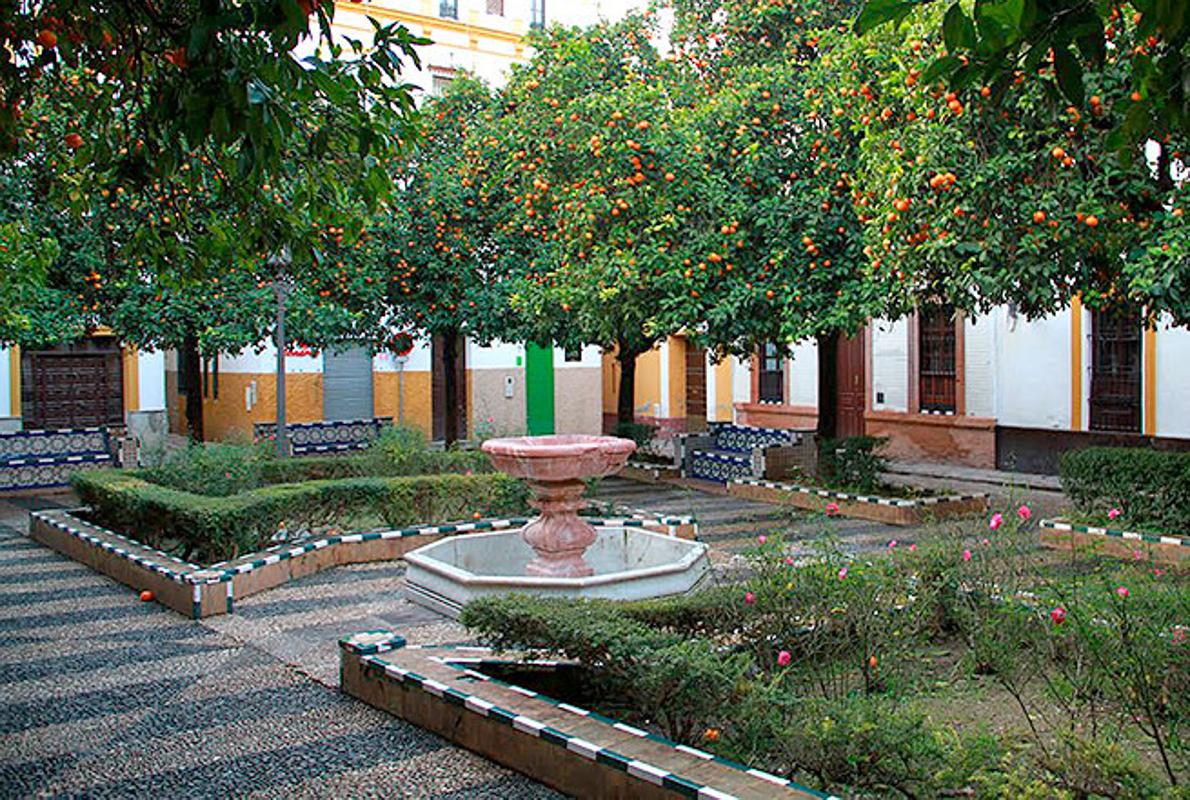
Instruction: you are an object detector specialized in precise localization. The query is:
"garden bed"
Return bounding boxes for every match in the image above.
[451,522,1187,798]
[29,507,693,619]
[1040,518,1189,566]
[727,477,987,525]
[339,631,830,799]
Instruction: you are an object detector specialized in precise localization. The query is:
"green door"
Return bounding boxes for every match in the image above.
[525,343,555,435]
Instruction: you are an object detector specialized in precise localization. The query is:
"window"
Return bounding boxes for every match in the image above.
[918,306,956,412]
[564,346,582,362]
[439,0,457,19]
[530,0,545,29]
[1090,310,1141,433]
[431,74,454,96]
[486,0,504,14]
[758,342,784,403]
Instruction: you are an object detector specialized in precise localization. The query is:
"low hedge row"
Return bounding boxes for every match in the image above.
[73,469,529,564]
[1059,446,1190,532]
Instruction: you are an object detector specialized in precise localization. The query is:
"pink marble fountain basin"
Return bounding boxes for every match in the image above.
[481,435,636,483]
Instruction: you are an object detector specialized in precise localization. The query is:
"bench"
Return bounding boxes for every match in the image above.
[0,427,117,491]
[254,417,391,456]
[679,423,815,484]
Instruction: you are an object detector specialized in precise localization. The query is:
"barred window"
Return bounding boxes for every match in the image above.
[918,306,956,413]
[758,342,784,403]
[1090,310,1141,433]
[439,0,458,19]
[530,0,545,29]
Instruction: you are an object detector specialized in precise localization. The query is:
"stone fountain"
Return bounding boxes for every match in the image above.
[403,434,711,617]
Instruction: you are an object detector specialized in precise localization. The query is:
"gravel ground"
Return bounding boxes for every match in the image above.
[0,498,563,800]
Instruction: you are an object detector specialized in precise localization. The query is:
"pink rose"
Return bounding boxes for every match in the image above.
[1051,607,1066,625]
[824,502,840,516]
[837,567,848,580]
[1107,507,1122,521]
[1116,586,1130,599]
[962,549,972,562]
[777,650,792,667]
[757,535,767,545]
[1173,628,1187,645]
[989,513,1003,531]
[888,540,898,549]
[744,591,756,605]
[908,543,917,552]
[783,556,794,566]
[1017,504,1031,520]
[1132,550,1145,561]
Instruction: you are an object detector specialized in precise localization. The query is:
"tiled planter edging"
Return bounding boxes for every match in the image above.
[28,509,698,619]
[340,631,835,800]
[620,460,682,484]
[1040,518,1189,565]
[728,478,988,526]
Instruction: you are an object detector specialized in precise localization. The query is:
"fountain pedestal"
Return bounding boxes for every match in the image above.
[402,434,712,618]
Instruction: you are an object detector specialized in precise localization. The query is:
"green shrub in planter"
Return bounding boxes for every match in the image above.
[73,470,528,564]
[1059,446,1190,532]
[817,435,889,494]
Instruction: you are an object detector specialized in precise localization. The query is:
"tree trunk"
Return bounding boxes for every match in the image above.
[816,331,838,442]
[616,346,639,427]
[443,331,462,446]
[181,334,204,441]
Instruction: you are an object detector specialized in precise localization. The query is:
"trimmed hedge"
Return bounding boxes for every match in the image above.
[73,470,529,564]
[1059,446,1190,532]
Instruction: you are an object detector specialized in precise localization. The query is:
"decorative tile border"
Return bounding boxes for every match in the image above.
[28,507,700,619]
[1040,518,1189,565]
[728,478,988,526]
[340,631,836,800]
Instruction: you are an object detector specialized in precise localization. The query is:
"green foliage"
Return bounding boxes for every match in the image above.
[462,512,1188,795]
[73,469,527,564]
[817,435,890,493]
[612,422,657,451]
[854,0,1187,153]
[1060,446,1190,533]
[141,440,276,497]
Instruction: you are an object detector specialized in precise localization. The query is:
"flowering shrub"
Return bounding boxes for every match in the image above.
[464,504,1188,797]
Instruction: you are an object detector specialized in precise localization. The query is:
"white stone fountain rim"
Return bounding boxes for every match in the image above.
[403,526,710,589]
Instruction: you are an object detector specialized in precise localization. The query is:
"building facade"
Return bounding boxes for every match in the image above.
[612,302,1190,474]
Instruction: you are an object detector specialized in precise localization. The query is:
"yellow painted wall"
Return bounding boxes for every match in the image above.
[200,373,324,442]
[714,358,733,422]
[9,347,20,419]
[602,351,618,415]
[634,346,663,418]
[374,371,433,436]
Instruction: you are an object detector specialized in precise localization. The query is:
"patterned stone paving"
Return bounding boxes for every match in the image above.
[0,498,562,800]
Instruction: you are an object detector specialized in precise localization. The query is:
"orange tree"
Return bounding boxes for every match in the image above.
[665,0,902,437]
[485,16,728,426]
[1,73,394,437]
[837,8,1190,326]
[370,75,519,442]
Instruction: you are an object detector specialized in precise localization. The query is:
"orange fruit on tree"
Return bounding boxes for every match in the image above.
[1032,210,1046,223]
[38,29,58,48]
[1085,215,1099,227]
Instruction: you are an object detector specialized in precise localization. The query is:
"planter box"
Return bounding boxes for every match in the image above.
[29,509,698,619]
[340,631,834,800]
[620,461,681,484]
[1040,518,1189,566]
[727,478,988,526]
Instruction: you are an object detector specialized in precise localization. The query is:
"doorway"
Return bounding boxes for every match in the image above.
[322,345,374,421]
[21,337,124,430]
[835,333,866,438]
[431,333,467,441]
[525,343,555,435]
[1089,311,1141,433]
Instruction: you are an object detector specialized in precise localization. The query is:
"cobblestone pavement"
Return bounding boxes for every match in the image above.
[0,497,563,800]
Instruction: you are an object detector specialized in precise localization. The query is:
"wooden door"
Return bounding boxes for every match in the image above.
[684,343,707,431]
[1090,311,1141,433]
[835,333,866,438]
[22,338,124,429]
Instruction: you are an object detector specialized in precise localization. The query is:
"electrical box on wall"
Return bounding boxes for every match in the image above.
[504,375,515,398]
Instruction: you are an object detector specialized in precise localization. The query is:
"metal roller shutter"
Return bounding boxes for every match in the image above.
[323,345,374,421]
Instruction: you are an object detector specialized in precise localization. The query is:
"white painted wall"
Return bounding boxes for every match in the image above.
[0,347,10,418]
[1155,318,1190,438]
[963,314,996,418]
[374,340,433,373]
[137,350,167,411]
[731,354,751,408]
[217,343,325,374]
[870,318,908,412]
[554,345,602,369]
[788,340,818,407]
[468,339,524,370]
[995,306,1072,429]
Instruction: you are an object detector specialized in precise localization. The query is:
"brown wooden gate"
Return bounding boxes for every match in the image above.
[684,342,707,431]
[1090,311,1141,433]
[21,338,124,429]
[835,333,866,438]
